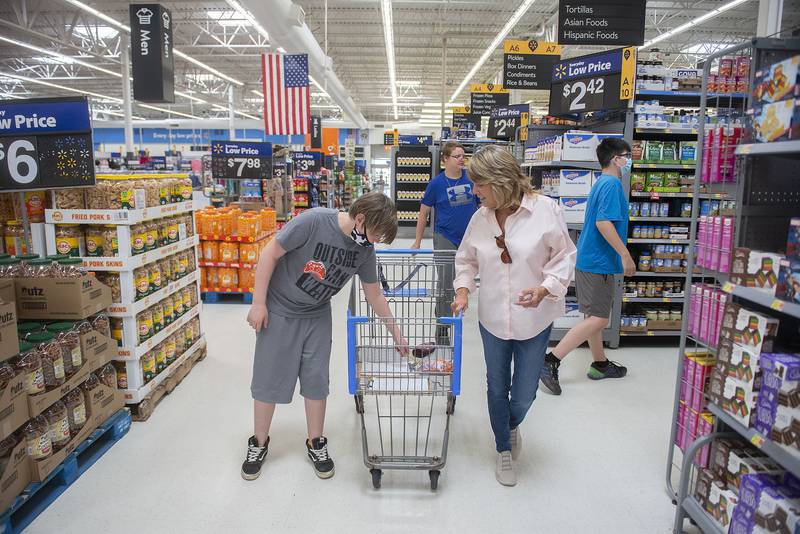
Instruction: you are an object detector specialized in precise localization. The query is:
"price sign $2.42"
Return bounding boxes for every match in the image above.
[561,78,605,112]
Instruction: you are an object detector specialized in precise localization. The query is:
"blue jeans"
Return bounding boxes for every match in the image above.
[479,323,552,453]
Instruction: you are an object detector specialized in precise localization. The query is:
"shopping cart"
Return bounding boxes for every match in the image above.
[347,249,462,490]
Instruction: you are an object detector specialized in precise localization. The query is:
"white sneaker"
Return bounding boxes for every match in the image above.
[510,427,521,461]
[495,451,517,486]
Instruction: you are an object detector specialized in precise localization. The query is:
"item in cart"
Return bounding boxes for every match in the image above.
[137,309,153,343]
[43,401,71,451]
[24,416,52,460]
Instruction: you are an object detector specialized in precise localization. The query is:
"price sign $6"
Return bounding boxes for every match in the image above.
[0,137,38,185]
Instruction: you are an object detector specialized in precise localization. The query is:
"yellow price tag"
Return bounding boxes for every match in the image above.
[662,298,671,302]
[623,298,630,302]
[687,193,694,198]
[770,300,785,311]
[647,331,655,336]
[751,434,765,447]
[722,282,735,293]
[739,144,752,154]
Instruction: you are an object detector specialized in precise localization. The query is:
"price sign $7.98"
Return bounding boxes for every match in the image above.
[226,156,261,178]
[0,136,39,186]
[561,77,605,112]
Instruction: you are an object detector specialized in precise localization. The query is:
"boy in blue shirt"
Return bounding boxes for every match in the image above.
[539,138,636,395]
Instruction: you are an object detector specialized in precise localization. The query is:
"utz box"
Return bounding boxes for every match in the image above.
[730,249,783,295]
[777,258,800,305]
[720,304,779,356]
[559,197,588,223]
[753,55,799,104]
[0,300,18,363]
[560,132,598,161]
[0,436,30,514]
[14,275,112,321]
[558,170,593,196]
[0,372,27,443]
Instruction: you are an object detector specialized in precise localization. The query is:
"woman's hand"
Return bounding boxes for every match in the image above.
[451,289,469,316]
[515,287,551,308]
[247,304,269,331]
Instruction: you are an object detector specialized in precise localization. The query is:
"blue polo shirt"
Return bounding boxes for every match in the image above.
[421,170,478,247]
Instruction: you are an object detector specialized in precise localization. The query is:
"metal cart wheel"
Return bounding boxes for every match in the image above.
[371,469,382,489]
[354,395,364,414]
[429,470,440,490]
[446,395,456,415]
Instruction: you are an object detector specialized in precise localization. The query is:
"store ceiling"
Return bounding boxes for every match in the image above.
[0,0,797,125]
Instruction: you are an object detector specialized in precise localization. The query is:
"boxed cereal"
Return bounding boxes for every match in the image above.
[730,248,783,295]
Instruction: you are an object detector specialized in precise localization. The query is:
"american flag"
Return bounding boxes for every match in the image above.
[262,53,310,135]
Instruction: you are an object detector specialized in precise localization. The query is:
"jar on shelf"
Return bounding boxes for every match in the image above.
[184,319,195,349]
[97,363,117,388]
[24,258,55,278]
[57,257,85,277]
[158,219,169,247]
[165,334,177,365]
[145,221,158,252]
[149,262,163,292]
[162,296,174,326]
[81,373,100,406]
[96,272,121,303]
[170,254,181,280]
[54,188,86,210]
[102,226,119,257]
[141,351,156,383]
[136,309,153,343]
[91,313,110,338]
[173,292,185,317]
[28,332,65,388]
[13,348,44,395]
[63,388,87,435]
[154,343,167,373]
[20,191,47,223]
[638,252,652,272]
[187,249,196,272]
[134,267,150,301]
[112,361,127,388]
[159,258,173,283]
[177,252,189,277]
[178,178,193,201]
[205,267,219,289]
[4,221,26,256]
[152,302,164,333]
[24,416,52,460]
[84,225,105,257]
[131,224,147,256]
[219,242,238,263]
[43,401,71,451]
[182,214,194,237]
[159,180,170,205]
[0,257,21,278]
[188,285,199,308]
[110,317,123,347]
[55,224,86,257]
[47,322,83,375]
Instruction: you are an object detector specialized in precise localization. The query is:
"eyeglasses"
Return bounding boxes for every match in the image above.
[448,154,465,160]
[616,152,632,158]
[495,234,512,264]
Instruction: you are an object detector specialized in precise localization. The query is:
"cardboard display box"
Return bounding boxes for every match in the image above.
[559,197,588,224]
[558,170,593,197]
[730,248,783,296]
[14,275,112,321]
[720,304,779,356]
[0,373,28,445]
[0,280,13,308]
[0,300,19,363]
[0,437,30,514]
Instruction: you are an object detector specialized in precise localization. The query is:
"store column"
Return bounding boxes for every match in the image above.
[757,0,783,36]
[121,34,134,157]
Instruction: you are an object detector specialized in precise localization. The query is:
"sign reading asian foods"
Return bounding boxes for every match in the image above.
[487,104,530,141]
[211,141,272,180]
[469,84,510,116]
[548,47,636,117]
[557,0,646,46]
[129,4,175,103]
[502,40,561,90]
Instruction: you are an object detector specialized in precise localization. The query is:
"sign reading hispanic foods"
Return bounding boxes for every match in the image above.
[502,40,561,90]
[211,141,273,180]
[470,84,510,117]
[129,4,175,103]
[549,47,636,116]
[487,104,530,141]
[557,0,646,46]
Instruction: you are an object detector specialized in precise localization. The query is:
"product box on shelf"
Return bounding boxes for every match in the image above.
[558,170,593,196]
[730,473,800,534]
[559,197,588,224]
[730,249,783,295]
[14,275,112,321]
[777,258,800,305]
[725,450,782,490]
[695,468,718,510]
[752,55,799,104]
[788,218,800,262]
[560,132,598,161]
[707,478,739,530]
[720,304,780,356]
[553,300,581,329]
[0,435,30,514]
[754,353,800,457]
[0,300,18,362]
[746,98,800,143]
[0,372,27,443]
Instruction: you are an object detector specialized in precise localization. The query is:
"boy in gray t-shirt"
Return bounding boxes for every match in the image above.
[242,192,408,481]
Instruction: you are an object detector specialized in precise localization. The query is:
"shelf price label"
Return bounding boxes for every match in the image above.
[487,104,530,141]
[751,434,765,448]
[211,141,272,180]
[0,97,95,191]
[548,47,636,117]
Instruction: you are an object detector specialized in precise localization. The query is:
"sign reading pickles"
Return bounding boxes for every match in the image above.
[211,140,272,180]
[503,40,561,90]
[487,104,530,141]
[548,47,636,116]
[469,84,510,117]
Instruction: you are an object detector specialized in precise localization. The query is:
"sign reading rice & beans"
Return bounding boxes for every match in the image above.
[548,47,636,117]
[211,141,272,180]
[502,40,561,90]
[469,84,510,117]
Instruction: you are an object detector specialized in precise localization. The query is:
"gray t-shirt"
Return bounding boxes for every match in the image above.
[267,208,378,317]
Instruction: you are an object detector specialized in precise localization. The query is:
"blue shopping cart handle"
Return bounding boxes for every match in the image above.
[376,248,435,254]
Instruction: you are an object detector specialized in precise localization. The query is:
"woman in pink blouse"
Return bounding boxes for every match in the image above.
[452,145,576,487]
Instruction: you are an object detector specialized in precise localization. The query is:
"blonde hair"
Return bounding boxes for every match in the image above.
[467,145,535,210]
[349,191,398,244]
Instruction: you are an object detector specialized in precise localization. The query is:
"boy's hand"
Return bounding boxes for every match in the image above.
[515,287,550,308]
[247,304,269,331]
[410,241,421,250]
[622,253,636,277]
[393,333,410,357]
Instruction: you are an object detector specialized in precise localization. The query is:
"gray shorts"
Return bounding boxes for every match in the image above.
[251,312,333,404]
[576,270,615,319]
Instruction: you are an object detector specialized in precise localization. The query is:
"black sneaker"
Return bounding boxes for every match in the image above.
[539,354,562,395]
[241,435,269,481]
[306,437,335,479]
[588,360,628,380]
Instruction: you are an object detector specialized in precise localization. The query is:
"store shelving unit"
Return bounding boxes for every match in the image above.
[43,198,204,407]
[391,144,436,228]
[668,38,800,534]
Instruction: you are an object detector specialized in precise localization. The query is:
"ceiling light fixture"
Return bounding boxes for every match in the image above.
[0,71,123,102]
[251,89,264,97]
[59,0,244,86]
[174,90,207,104]
[223,0,269,40]
[0,36,121,78]
[138,103,201,120]
[449,0,536,102]
[640,0,752,49]
[380,0,399,120]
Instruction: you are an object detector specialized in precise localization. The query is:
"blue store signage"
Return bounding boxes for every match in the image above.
[210,140,272,180]
[398,135,433,146]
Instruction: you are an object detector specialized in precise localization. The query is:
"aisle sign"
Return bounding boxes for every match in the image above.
[383,130,398,146]
[211,141,272,180]
[130,4,175,103]
[452,106,481,130]
[502,40,561,89]
[310,117,322,149]
[291,151,321,173]
[469,84,510,116]
[397,135,433,146]
[272,161,286,180]
[0,97,95,191]
[487,104,530,141]
[548,47,636,116]
[557,0,647,46]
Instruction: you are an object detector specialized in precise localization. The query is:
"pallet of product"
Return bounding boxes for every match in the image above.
[130,344,207,422]
[0,409,132,534]
[201,288,254,304]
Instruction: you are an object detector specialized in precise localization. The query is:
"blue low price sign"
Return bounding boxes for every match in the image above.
[397,135,433,146]
[548,47,636,116]
[487,104,530,140]
[211,140,272,180]
[291,151,321,173]
[0,96,95,191]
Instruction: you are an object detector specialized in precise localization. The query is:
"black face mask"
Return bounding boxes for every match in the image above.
[351,225,372,247]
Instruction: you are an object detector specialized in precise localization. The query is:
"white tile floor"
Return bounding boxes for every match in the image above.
[27,246,689,534]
